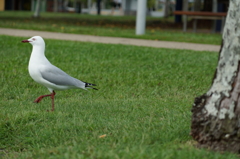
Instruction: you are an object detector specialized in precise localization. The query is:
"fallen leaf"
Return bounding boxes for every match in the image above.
[99,134,107,138]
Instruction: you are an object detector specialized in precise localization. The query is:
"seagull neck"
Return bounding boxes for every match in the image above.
[31,45,46,57]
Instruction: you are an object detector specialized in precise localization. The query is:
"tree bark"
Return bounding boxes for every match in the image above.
[97,0,101,15]
[53,0,58,12]
[191,0,240,153]
[33,0,41,18]
[164,0,170,18]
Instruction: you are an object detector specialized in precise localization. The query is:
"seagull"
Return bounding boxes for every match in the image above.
[22,36,97,111]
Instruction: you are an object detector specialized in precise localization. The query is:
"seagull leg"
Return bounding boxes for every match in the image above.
[34,91,56,111]
[50,91,56,111]
[34,91,55,103]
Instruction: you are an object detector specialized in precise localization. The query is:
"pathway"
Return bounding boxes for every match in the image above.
[0,28,220,52]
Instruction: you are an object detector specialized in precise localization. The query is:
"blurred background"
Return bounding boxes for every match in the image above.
[0,0,230,35]
[0,0,228,17]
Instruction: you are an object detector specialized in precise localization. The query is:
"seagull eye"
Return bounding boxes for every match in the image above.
[32,38,36,41]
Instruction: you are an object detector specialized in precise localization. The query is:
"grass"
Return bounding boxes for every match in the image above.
[0,11,222,45]
[0,35,238,158]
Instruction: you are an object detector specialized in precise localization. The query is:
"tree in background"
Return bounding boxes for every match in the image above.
[97,0,101,15]
[191,0,240,153]
[54,0,58,12]
[33,0,41,17]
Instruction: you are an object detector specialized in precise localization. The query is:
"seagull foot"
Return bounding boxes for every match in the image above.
[34,97,43,103]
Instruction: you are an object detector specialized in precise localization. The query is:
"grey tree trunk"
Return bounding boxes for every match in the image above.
[33,0,41,17]
[191,0,240,153]
[164,0,169,18]
[54,0,58,12]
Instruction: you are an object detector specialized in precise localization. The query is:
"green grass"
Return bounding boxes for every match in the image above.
[0,35,238,159]
[0,11,222,45]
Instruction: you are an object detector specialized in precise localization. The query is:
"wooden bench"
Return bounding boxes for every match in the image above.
[173,11,227,32]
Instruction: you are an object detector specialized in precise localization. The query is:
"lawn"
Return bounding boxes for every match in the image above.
[0,11,222,45]
[0,35,238,158]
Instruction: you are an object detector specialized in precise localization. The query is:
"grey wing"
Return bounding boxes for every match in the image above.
[40,64,85,87]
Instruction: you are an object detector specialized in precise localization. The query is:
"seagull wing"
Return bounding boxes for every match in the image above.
[40,64,85,88]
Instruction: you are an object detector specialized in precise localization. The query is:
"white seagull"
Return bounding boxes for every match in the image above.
[22,36,97,111]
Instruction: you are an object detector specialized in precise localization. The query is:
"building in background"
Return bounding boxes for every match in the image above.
[0,0,229,18]
[1,0,170,17]
[83,0,170,17]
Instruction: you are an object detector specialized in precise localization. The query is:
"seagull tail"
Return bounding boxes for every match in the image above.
[85,82,98,90]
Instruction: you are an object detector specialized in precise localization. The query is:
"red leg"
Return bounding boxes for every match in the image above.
[34,94,51,103]
[50,91,56,111]
[34,91,56,111]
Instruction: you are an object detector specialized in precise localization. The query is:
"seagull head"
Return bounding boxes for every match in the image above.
[22,36,45,46]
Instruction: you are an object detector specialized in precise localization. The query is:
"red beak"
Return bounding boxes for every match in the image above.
[22,40,30,43]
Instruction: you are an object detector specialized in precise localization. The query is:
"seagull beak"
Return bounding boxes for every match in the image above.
[22,40,30,43]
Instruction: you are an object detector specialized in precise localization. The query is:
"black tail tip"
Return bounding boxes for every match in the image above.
[85,82,98,90]
[85,83,97,86]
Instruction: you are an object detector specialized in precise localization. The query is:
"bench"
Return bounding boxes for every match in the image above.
[173,11,227,32]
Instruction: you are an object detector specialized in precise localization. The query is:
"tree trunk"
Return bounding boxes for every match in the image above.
[53,0,58,12]
[97,0,101,15]
[33,0,41,18]
[191,0,240,153]
[164,0,169,18]
[88,0,92,13]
